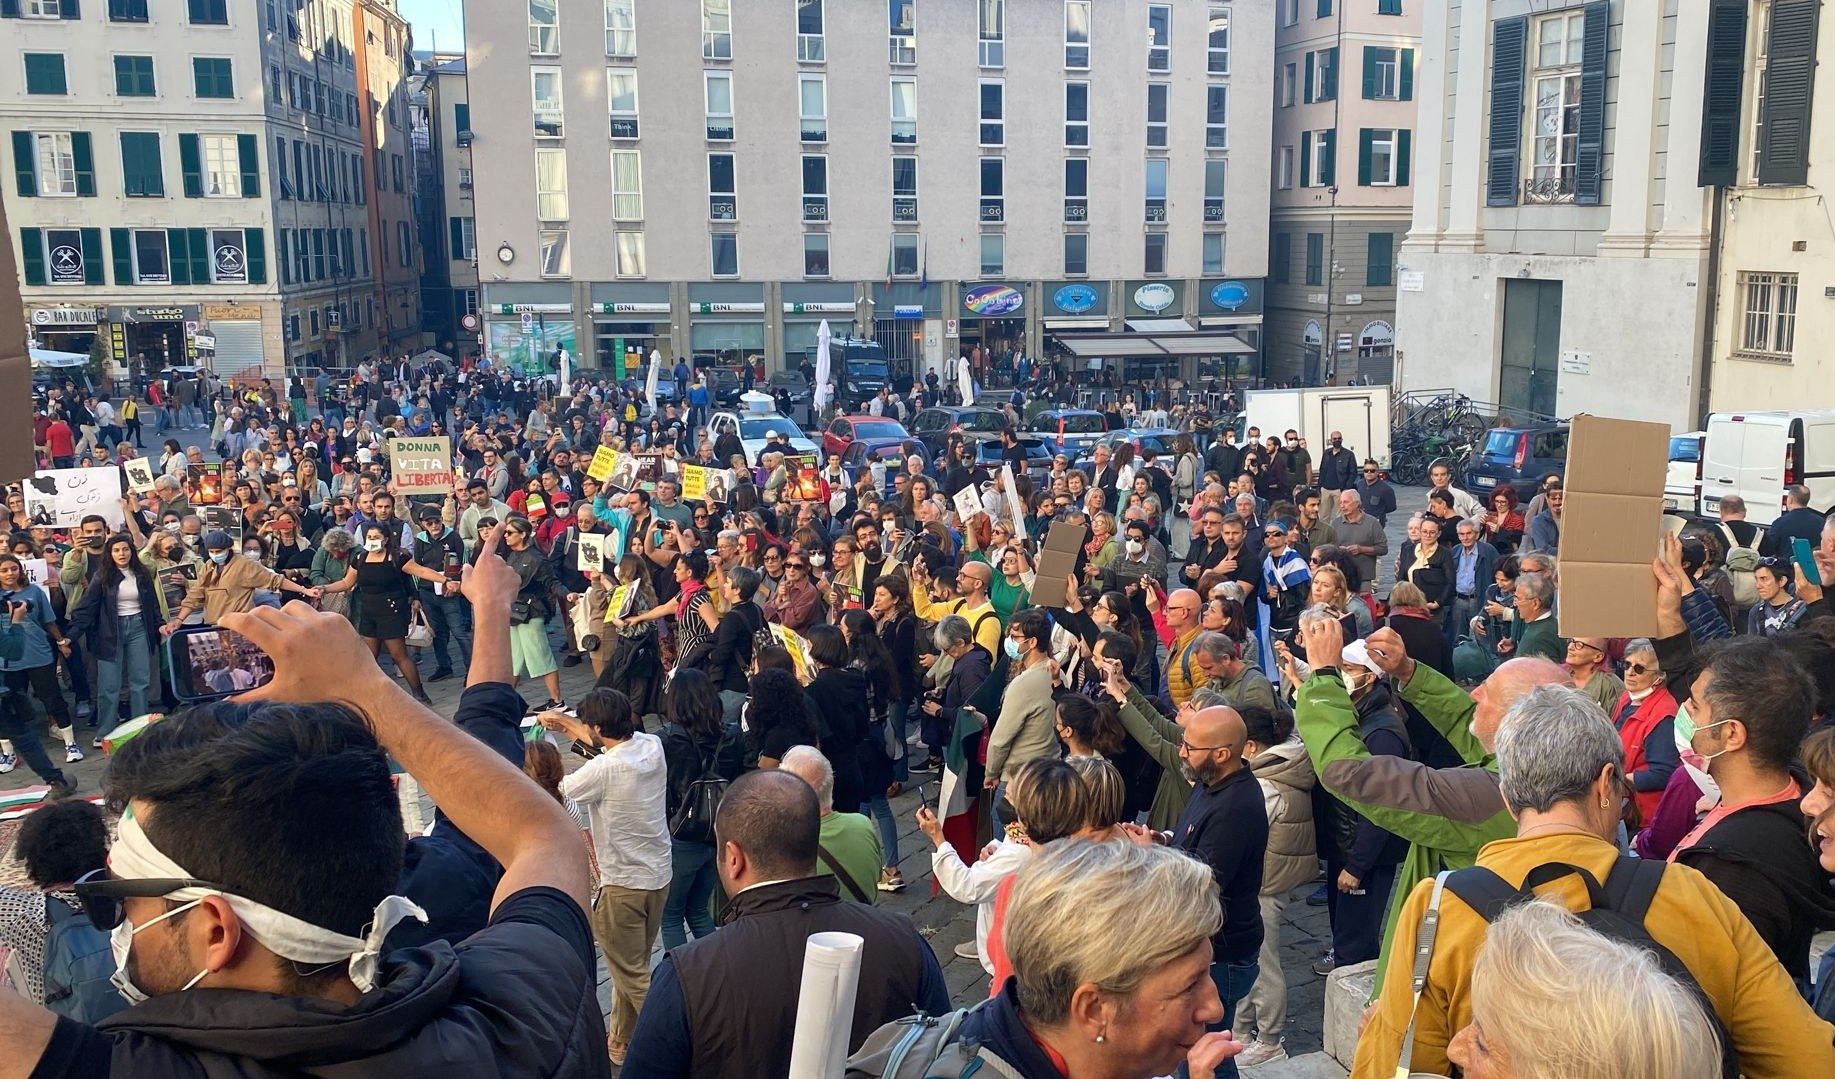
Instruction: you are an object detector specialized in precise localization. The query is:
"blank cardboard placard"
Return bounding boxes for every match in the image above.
[0,217,31,486]
[1556,414,1669,638]
[1031,519,1088,610]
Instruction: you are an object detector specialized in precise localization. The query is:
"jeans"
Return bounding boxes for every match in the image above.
[418,587,471,672]
[1205,956,1261,1078]
[1444,594,1480,648]
[865,795,899,870]
[5,664,71,729]
[95,616,151,738]
[719,688,747,726]
[889,695,914,783]
[661,838,718,950]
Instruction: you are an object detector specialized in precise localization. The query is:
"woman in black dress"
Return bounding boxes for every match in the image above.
[322,521,444,703]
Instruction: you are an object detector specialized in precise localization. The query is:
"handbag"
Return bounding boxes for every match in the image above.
[509,599,534,626]
[405,606,434,648]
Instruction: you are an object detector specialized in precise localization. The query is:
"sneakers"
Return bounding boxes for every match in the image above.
[540,699,567,713]
[427,669,455,683]
[953,940,980,961]
[0,752,15,774]
[64,744,84,764]
[560,653,583,667]
[910,755,942,774]
[91,736,103,749]
[1311,949,1337,977]
[46,779,78,801]
[1305,883,1330,907]
[877,867,906,893]
[1236,1039,1288,1068]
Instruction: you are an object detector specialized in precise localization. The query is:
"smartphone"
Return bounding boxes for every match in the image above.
[1794,536,1823,587]
[165,625,276,703]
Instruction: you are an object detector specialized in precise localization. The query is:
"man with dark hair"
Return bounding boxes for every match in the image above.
[1761,485,1821,557]
[624,769,948,1079]
[2,525,610,1076]
[0,799,111,1010]
[1354,459,1397,526]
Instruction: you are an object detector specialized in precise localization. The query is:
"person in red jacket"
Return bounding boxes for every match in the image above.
[43,415,76,469]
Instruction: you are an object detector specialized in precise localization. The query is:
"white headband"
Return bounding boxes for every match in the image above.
[110,811,426,993]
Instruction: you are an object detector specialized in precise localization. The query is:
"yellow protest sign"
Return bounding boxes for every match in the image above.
[680,464,707,501]
[587,445,619,482]
[604,583,635,623]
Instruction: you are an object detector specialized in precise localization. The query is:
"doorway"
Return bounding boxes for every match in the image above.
[1500,279,1561,418]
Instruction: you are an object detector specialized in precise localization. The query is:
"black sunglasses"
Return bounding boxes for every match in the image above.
[73,867,224,931]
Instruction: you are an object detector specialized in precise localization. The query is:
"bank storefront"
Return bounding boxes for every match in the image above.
[592,282,670,380]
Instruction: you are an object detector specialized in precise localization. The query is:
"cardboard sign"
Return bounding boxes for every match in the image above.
[388,436,453,495]
[604,582,639,623]
[680,464,708,501]
[20,558,49,589]
[786,457,821,501]
[577,532,607,573]
[1556,414,1668,638]
[23,467,124,530]
[122,457,158,494]
[952,484,985,524]
[1031,519,1088,610]
[189,463,222,505]
[607,453,641,491]
[632,453,664,492]
[587,445,619,482]
[201,505,243,541]
[703,469,729,504]
[1000,465,1028,540]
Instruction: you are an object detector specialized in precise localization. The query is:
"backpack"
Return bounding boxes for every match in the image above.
[747,603,777,665]
[844,1007,988,1079]
[1717,523,1762,609]
[42,895,128,1024]
[1443,858,1739,1079]
[669,729,735,845]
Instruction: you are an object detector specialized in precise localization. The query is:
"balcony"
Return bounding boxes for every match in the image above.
[1523,174,1575,204]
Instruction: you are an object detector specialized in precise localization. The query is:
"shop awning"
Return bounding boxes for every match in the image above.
[1056,332,1256,359]
[1043,317,1110,330]
[1124,318,1196,333]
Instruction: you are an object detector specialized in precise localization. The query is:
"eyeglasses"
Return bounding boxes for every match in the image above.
[786,562,809,571]
[1567,640,1604,655]
[764,552,784,561]
[1626,662,1657,675]
[72,868,224,931]
[1178,737,1226,754]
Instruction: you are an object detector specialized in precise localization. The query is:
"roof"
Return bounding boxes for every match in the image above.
[1057,332,1257,359]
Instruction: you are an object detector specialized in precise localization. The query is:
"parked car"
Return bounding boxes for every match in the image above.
[909,406,1009,458]
[820,415,912,459]
[707,392,821,464]
[708,367,745,408]
[1464,424,1570,501]
[841,438,931,496]
[1071,428,1182,474]
[1026,409,1109,457]
[964,434,1053,485]
[1699,410,1835,524]
[1665,431,1704,513]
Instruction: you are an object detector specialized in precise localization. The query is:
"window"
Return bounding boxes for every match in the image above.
[1283,0,1299,25]
[979,0,1004,67]
[193,58,233,98]
[391,154,403,193]
[703,0,731,60]
[705,72,734,140]
[459,289,480,316]
[211,229,248,282]
[540,228,570,277]
[530,0,559,54]
[1307,129,1334,186]
[1144,158,1168,223]
[892,156,918,222]
[1147,5,1172,70]
[532,67,564,137]
[309,309,320,337]
[607,69,639,139]
[202,133,239,197]
[1064,157,1087,221]
[979,80,1004,146]
[893,233,919,275]
[1146,83,1169,148]
[710,233,738,276]
[1366,232,1394,286]
[187,0,227,24]
[607,149,641,221]
[1364,128,1399,185]
[120,132,163,196]
[797,0,825,62]
[1739,271,1799,357]
[25,0,61,16]
[980,232,1004,276]
[1379,0,1402,12]
[1304,232,1324,285]
[803,232,829,276]
[1529,12,1585,201]
[1144,232,1167,275]
[458,166,472,189]
[1208,8,1230,74]
[270,65,282,103]
[113,56,156,97]
[1281,63,1297,107]
[533,149,569,220]
[801,155,828,222]
[1205,85,1228,148]
[980,157,1004,222]
[708,153,736,220]
[890,78,917,144]
[1309,48,1338,102]
[1063,232,1088,275]
[1367,46,1400,99]
[453,216,475,260]
[615,231,645,275]
[110,0,149,21]
[1064,0,1090,68]
[606,0,636,57]
[24,54,67,95]
[1203,234,1224,274]
[800,75,827,142]
[1065,82,1089,147]
[1318,0,1332,15]
[889,0,916,64]
[1204,159,1226,223]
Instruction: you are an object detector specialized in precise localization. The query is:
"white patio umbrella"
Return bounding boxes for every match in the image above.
[644,348,661,407]
[957,357,975,406]
[812,319,833,417]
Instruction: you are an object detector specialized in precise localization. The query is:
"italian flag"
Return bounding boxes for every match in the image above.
[936,654,1008,873]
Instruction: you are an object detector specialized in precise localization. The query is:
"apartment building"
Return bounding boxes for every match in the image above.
[462,0,1274,385]
[409,53,478,349]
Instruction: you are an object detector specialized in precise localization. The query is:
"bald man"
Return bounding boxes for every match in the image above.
[1166,703,1268,1075]
[1164,587,1208,708]
[1289,619,1571,993]
[911,556,1002,655]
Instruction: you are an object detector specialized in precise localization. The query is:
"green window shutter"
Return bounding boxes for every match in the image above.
[179,133,202,197]
[80,228,103,284]
[1758,0,1820,185]
[0,0,19,16]
[1323,48,1339,101]
[244,228,266,284]
[12,131,35,196]
[60,0,78,18]
[1319,129,1336,186]
[1367,233,1394,287]
[24,53,67,95]
[449,216,463,255]
[1272,232,1291,284]
[454,102,469,131]
[1487,16,1528,206]
[121,132,162,196]
[1305,233,1324,285]
[1573,1,1609,204]
[72,132,95,196]
[110,228,132,283]
[237,133,259,196]
[1400,49,1414,101]
[1358,129,1374,185]
[1300,132,1312,187]
[186,227,209,283]
[167,229,191,284]
[20,229,45,284]
[1304,53,1315,104]
[277,229,290,284]
[1698,0,1748,186]
[1397,129,1412,187]
[1362,46,1378,99]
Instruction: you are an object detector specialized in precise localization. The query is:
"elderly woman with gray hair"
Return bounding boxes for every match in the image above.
[1355,684,1835,1079]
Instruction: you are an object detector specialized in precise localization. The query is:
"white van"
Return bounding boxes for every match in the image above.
[1698,411,1835,525]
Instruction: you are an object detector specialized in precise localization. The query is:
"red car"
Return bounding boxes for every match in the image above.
[820,415,913,459]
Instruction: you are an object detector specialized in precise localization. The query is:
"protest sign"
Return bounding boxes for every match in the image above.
[952,485,985,524]
[775,623,815,681]
[20,558,48,589]
[633,453,664,491]
[1557,414,1667,638]
[201,505,242,540]
[587,445,619,482]
[23,467,124,529]
[704,470,729,503]
[122,457,158,494]
[1031,519,1088,609]
[1001,465,1027,539]
[189,463,222,505]
[578,532,607,573]
[680,464,708,501]
[387,437,453,495]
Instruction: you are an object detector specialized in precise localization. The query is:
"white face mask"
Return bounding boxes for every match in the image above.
[1125,539,1144,555]
[110,899,209,1004]
[364,538,385,553]
[809,553,827,568]
[243,549,262,561]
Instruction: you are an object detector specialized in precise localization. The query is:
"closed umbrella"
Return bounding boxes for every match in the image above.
[813,320,833,418]
[958,357,975,407]
[644,348,661,409]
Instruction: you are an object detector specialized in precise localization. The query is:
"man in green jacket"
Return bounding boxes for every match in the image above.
[1288,620,1567,991]
[1099,644,1224,833]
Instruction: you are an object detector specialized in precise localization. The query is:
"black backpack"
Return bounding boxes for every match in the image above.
[669,727,736,845]
[1444,858,1738,1079]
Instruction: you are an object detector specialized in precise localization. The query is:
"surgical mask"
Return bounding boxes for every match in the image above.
[1674,701,1735,765]
[365,539,385,553]
[208,551,230,565]
[164,522,181,533]
[1003,638,1022,660]
[809,553,826,568]
[1674,703,1723,802]
[243,549,262,561]
[1126,539,1144,555]
[110,899,209,1005]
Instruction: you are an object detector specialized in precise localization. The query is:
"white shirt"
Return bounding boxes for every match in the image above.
[930,838,1032,974]
[561,730,672,891]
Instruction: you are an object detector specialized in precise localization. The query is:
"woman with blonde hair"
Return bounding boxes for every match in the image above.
[1308,562,1371,639]
[1449,899,1721,1079]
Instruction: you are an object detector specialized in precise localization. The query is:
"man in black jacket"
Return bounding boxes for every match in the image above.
[411,504,470,681]
[624,770,949,1079]
[1761,485,1822,557]
[1206,427,1244,484]
[1317,431,1359,512]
